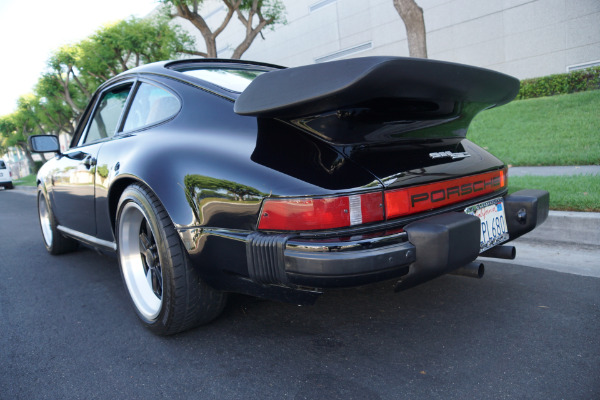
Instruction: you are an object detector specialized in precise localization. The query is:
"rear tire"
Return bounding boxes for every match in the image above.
[116,183,226,335]
[37,187,78,254]
[6,183,14,189]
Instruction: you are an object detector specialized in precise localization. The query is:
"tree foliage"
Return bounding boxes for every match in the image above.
[162,0,286,59]
[0,96,42,170]
[1,16,195,165]
[47,16,195,118]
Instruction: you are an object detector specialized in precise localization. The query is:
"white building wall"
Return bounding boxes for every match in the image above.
[172,0,600,79]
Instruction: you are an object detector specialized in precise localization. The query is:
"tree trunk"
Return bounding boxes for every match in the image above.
[171,0,280,60]
[17,142,38,174]
[393,0,428,58]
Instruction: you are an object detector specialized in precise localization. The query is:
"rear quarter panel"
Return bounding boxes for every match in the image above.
[95,77,381,242]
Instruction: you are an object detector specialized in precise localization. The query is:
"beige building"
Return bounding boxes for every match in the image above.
[172,0,600,78]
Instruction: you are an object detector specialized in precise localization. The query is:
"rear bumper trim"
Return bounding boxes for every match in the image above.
[285,241,415,280]
[245,190,549,290]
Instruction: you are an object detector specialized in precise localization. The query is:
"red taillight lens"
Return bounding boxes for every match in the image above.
[258,192,383,231]
[385,168,507,219]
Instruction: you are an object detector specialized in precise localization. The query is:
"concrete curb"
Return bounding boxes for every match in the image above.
[12,185,37,195]
[519,211,600,246]
[508,165,600,177]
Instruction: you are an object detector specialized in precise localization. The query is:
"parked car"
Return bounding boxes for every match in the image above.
[30,57,549,335]
[0,160,13,189]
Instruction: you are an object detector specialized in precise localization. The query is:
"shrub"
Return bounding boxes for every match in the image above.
[517,66,600,100]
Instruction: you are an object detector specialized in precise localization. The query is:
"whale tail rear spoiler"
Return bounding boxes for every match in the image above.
[234,57,520,146]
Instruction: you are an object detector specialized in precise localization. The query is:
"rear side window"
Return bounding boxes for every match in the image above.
[0,160,6,169]
[123,83,180,132]
[84,85,132,144]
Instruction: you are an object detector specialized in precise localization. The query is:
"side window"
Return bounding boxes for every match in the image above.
[83,85,132,145]
[123,83,180,132]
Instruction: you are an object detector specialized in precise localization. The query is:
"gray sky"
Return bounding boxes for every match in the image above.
[0,0,160,116]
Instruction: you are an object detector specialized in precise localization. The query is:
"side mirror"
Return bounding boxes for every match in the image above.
[28,135,61,154]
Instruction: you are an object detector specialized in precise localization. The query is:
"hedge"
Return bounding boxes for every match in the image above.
[517,66,600,100]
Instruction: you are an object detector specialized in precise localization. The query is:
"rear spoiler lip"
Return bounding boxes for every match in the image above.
[233,56,519,119]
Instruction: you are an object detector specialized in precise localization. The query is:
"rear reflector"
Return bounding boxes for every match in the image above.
[258,192,383,231]
[385,168,507,219]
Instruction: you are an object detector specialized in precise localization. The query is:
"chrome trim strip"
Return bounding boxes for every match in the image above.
[57,225,117,251]
[286,231,408,253]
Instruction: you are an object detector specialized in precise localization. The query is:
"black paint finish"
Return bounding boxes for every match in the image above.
[33,57,542,303]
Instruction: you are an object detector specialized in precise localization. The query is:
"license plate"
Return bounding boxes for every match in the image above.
[465,198,509,253]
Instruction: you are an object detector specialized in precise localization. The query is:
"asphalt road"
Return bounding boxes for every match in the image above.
[1,189,599,400]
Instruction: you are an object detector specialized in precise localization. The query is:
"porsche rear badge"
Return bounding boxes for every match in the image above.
[429,151,471,160]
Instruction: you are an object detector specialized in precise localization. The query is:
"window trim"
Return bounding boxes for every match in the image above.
[75,79,137,148]
[118,78,182,135]
[69,75,183,150]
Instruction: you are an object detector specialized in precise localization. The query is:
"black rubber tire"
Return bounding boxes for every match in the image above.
[6,182,14,189]
[37,187,78,255]
[116,183,227,335]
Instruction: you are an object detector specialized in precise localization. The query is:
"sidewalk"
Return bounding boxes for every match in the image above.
[508,165,600,176]
[490,211,600,278]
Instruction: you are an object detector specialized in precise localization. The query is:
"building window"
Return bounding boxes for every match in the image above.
[309,0,337,13]
[315,42,373,63]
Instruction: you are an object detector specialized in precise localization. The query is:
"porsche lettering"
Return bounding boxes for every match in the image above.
[411,176,502,206]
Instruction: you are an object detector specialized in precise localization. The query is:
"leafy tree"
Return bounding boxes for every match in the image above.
[0,103,38,172]
[393,0,427,58]
[162,0,286,59]
[0,115,18,155]
[46,16,195,118]
[1,15,195,165]
[47,45,90,115]
[34,74,77,136]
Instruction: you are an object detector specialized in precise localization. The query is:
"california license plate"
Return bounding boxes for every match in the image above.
[465,198,509,252]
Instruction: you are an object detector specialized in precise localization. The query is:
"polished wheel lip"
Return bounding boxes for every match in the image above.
[119,202,163,321]
[38,193,53,247]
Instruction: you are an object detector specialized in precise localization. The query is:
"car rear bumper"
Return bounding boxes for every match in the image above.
[246,189,549,289]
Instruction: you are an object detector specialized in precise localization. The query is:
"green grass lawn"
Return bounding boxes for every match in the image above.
[508,175,600,212]
[469,90,600,166]
[13,174,37,186]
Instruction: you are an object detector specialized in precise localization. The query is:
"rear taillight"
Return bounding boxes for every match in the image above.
[258,169,507,231]
[385,168,507,219]
[258,192,383,231]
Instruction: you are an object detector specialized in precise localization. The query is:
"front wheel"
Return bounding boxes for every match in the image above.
[116,184,226,335]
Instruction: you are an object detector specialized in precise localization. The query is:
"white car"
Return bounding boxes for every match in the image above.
[0,160,13,189]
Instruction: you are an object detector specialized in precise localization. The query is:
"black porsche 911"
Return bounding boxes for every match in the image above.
[29,56,549,335]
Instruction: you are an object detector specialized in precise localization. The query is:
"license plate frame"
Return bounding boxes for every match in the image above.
[465,198,509,253]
